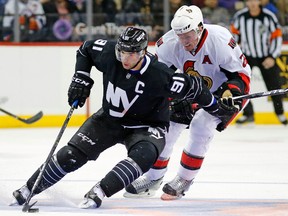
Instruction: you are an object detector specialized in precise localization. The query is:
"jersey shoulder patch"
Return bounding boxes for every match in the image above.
[228,37,237,49]
[156,37,164,47]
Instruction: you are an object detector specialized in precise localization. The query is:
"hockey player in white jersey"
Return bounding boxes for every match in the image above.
[124,5,252,200]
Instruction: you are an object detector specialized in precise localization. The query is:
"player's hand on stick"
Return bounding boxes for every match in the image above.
[204,97,239,132]
[221,89,243,110]
[68,73,94,108]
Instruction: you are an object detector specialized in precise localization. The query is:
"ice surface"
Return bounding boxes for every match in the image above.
[1,125,288,215]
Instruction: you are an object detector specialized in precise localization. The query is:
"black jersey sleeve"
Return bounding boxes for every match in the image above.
[75,39,115,74]
[75,40,95,74]
[168,73,215,107]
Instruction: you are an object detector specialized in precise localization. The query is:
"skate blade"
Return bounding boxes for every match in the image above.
[9,198,21,206]
[161,193,182,201]
[123,190,156,198]
[78,198,97,209]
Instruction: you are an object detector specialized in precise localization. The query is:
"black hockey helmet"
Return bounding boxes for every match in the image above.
[116,27,148,53]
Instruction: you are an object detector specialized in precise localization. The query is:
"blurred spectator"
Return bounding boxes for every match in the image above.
[218,0,239,13]
[201,0,231,28]
[0,0,8,41]
[102,0,117,22]
[261,0,278,14]
[115,0,141,26]
[140,0,154,26]
[91,0,107,25]
[72,0,108,26]
[170,0,190,14]
[2,0,46,41]
[276,0,288,26]
[191,0,205,8]
[41,0,80,41]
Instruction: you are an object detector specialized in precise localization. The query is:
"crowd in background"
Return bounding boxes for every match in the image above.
[0,0,287,42]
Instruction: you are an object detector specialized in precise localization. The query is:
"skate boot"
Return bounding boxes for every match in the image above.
[235,115,254,125]
[10,185,31,206]
[78,182,105,209]
[123,176,164,198]
[277,114,287,125]
[161,175,193,200]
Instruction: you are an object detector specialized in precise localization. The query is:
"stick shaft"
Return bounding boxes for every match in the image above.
[22,101,78,212]
[0,107,43,124]
[232,88,288,100]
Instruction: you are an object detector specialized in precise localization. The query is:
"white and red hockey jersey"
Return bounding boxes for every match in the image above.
[155,24,251,94]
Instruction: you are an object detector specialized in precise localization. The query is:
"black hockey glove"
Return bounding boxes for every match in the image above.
[215,81,245,111]
[169,99,194,125]
[68,73,94,108]
[204,97,239,132]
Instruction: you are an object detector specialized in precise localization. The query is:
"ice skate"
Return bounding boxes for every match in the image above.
[277,114,287,125]
[123,176,163,198]
[235,115,254,125]
[78,182,105,209]
[10,185,31,206]
[161,175,193,200]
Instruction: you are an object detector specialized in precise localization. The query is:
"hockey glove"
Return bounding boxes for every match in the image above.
[169,99,194,125]
[68,73,94,108]
[204,97,239,132]
[216,81,245,111]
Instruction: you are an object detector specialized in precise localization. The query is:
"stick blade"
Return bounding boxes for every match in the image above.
[24,111,43,124]
[22,201,39,213]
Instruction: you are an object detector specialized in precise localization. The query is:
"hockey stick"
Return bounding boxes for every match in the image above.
[0,107,43,124]
[232,88,288,101]
[22,100,78,213]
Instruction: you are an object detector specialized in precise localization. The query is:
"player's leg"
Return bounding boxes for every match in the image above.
[259,63,287,125]
[123,122,188,198]
[236,57,256,125]
[11,145,88,206]
[79,126,166,208]
[161,110,217,200]
[235,101,255,124]
[11,110,123,206]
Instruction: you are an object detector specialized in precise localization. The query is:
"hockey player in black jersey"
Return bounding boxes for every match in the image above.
[11,27,239,209]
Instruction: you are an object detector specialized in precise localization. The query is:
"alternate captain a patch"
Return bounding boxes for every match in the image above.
[156,37,164,47]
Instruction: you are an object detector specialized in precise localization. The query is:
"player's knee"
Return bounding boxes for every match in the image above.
[128,141,158,173]
[56,145,88,172]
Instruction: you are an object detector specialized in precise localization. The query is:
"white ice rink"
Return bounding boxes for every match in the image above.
[0,125,288,216]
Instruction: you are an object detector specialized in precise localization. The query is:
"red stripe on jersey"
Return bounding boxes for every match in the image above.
[238,73,250,94]
[180,151,204,170]
[192,29,208,55]
[152,158,170,169]
[227,83,241,93]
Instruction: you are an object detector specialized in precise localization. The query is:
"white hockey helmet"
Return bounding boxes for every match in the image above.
[171,5,204,35]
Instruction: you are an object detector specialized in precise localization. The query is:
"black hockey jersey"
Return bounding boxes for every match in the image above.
[75,39,213,128]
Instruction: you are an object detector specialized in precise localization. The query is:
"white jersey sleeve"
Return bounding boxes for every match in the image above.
[155,30,180,69]
[213,26,250,78]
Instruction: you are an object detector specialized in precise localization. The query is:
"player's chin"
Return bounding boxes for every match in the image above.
[122,63,131,70]
[184,45,195,52]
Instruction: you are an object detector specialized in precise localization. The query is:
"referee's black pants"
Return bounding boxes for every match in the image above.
[243,56,285,117]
